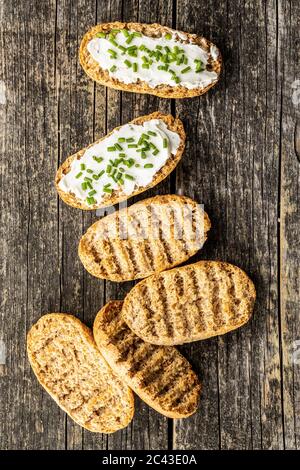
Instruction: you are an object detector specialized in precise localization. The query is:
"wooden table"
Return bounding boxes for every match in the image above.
[0,0,299,450]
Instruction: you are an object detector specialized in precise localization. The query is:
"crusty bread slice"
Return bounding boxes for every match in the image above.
[79,22,222,98]
[55,112,185,210]
[27,314,134,433]
[93,301,201,418]
[79,194,211,282]
[122,261,256,345]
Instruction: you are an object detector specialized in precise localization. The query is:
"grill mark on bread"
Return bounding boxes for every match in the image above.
[93,301,201,418]
[150,205,174,265]
[122,261,255,344]
[27,314,134,432]
[173,271,192,337]
[154,276,174,338]
[204,262,226,330]
[79,195,210,281]
[189,267,207,333]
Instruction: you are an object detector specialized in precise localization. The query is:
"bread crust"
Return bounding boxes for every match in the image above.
[27,313,134,433]
[78,194,211,282]
[79,22,222,98]
[55,112,185,210]
[93,301,201,418]
[122,261,256,345]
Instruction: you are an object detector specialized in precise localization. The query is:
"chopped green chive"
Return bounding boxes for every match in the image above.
[133,62,138,72]
[118,137,126,143]
[144,163,154,168]
[147,131,157,136]
[92,175,99,180]
[164,45,171,53]
[88,190,97,196]
[139,44,146,51]
[183,56,188,65]
[133,32,142,37]
[128,143,138,148]
[153,149,159,156]
[165,33,172,40]
[125,174,134,180]
[75,172,83,179]
[87,169,93,174]
[119,167,125,172]
[108,49,117,58]
[106,165,112,173]
[135,163,140,168]
[181,66,191,74]
[126,159,135,167]
[122,29,130,37]
[86,196,96,205]
[109,38,118,47]
[107,146,116,152]
[119,153,126,158]
[80,163,86,170]
[124,59,132,68]
[81,182,87,190]
[141,151,147,159]
[118,45,126,53]
[115,143,123,151]
[110,65,117,72]
[163,138,168,148]
[98,170,105,178]
[93,156,103,163]
[158,64,169,71]
[103,187,113,194]
[142,133,149,140]
[86,182,93,190]
[125,34,134,44]
[115,172,123,181]
[142,63,150,69]
[95,32,106,38]
[84,176,92,182]
[104,183,111,188]
[156,45,163,50]
[126,137,135,143]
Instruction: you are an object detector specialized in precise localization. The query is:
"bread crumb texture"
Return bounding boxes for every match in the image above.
[122,261,256,345]
[94,301,201,418]
[27,314,134,433]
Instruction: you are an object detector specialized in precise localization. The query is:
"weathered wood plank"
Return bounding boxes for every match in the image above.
[174,0,284,449]
[55,0,98,450]
[279,0,300,450]
[0,0,64,449]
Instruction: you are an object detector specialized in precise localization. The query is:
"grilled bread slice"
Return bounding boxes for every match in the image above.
[55,112,185,210]
[27,314,134,433]
[79,194,211,282]
[93,301,201,418]
[122,261,256,345]
[80,22,222,99]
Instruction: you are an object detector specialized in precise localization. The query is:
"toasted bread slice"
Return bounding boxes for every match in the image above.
[122,261,256,345]
[93,301,201,418]
[79,194,211,282]
[80,22,222,98]
[27,314,134,433]
[55,112,185,210]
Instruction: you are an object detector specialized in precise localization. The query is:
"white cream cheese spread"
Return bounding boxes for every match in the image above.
[58,119,180,205]
[87,29,218,89]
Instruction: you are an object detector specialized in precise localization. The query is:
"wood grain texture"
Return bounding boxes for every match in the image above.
[279,0,300,450]
[0,0,299,450]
